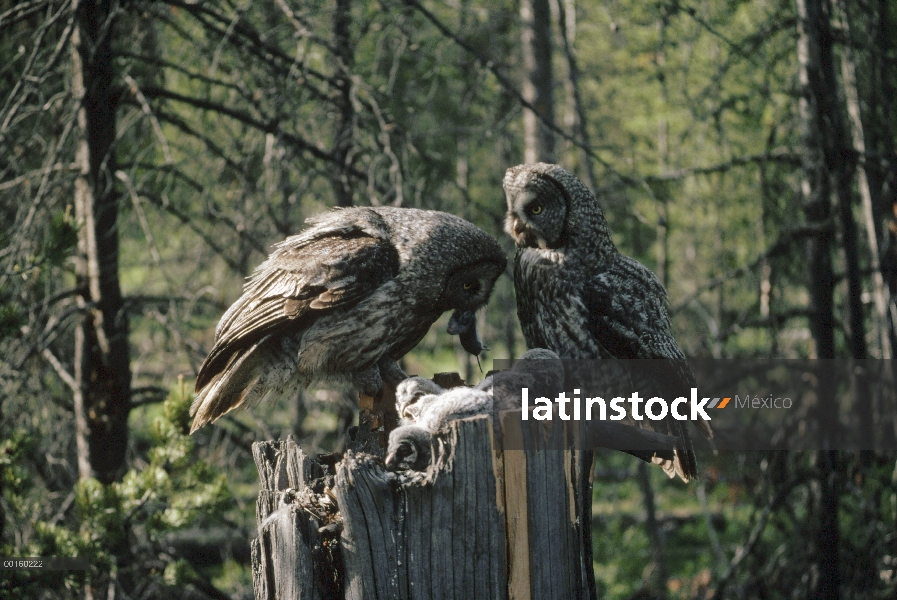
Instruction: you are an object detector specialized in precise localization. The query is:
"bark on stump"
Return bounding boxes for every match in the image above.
[250,414,596,599]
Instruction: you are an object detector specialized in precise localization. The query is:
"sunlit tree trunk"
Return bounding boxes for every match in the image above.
[71,0,131,484]
[838,14,891,359]
[555,0,595,189]
[865,0,897,357]
[520,0,555,163]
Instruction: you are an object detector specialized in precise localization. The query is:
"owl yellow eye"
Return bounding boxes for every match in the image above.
[529,204,543,215]
[463,281,474,290]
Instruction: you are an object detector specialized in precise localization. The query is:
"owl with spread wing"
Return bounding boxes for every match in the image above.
[190,206,506,433]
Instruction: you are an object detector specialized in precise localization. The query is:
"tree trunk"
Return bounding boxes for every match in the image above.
[555,0,595,190]
[332,0,355,207]
[796,0,837,361]
[838,10,891,359]
[251,415,598,600]
[520,0,556,164]
[637,461,668,597]
[795,1,841,597]
[251,439,334,600]
[863,0,897,359]
[71,0,131,484]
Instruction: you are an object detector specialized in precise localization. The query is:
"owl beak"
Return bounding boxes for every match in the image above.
[512,218,526,237]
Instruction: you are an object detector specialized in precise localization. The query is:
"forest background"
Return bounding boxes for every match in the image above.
[2,0,896,598]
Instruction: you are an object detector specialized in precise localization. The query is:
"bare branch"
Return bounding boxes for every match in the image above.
[164,0,335,86]
[134,190,246,273]
[711,475,807,599]
[671,222,832,314]
[42,347,76,392]
[117,171,166,273]
[123,75,173,164]
[0,163,76,191]
[273,0,336,51]
[140,86,349,172]
[402,0,624,176]
[681,4,760,65]
[714,307,815,343]
[644,149,802,183]
[149,109,249,179]
[0,0,53,31]
[123,294,227,313]
[0,1,75,144]
[131,386,169,407]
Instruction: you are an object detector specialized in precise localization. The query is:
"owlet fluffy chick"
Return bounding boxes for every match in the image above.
[387,349,562,471]
[191,206,506,433]
[503,163,711,481]
[386,386,492,471]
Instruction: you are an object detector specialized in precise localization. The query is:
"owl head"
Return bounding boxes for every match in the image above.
[502,163,615,256]
[437,258,505,313]
[375,207,506,314]
[385,425,433,471]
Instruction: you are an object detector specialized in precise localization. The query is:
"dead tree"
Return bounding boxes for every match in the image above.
[250,371,687,599]
[251,372,596,599]
[71,0,132,484]
[252,416,598,600]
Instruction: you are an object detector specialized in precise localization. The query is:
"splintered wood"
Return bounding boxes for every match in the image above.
[355,372,467,455]
[251,411,596,599]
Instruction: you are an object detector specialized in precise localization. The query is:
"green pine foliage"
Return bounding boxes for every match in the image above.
[1,386,240,598]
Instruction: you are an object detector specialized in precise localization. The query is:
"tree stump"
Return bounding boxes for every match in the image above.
[251,409,597,599]
[352,372,467,455]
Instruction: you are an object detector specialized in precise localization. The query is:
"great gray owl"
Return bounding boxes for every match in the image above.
[190,206,506,433]
[502,163,712,481]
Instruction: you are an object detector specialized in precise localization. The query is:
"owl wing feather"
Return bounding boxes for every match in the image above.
[195,227,400,392]
[582,256,707,480]
[514,253,605,357]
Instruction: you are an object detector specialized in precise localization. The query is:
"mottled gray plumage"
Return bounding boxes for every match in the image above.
[386,386,492,472]
[503,163,711,481]
[191,206,506,433]
[385,426,433,471]
[475,348,564,411]
[395,376,445,423]
[387,349,562,471]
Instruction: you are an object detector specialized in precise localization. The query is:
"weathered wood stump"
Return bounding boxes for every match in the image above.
[251,412,597,600]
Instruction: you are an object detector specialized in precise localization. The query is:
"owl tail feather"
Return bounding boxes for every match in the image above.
[190,335,274,433]
[654,428,699,482]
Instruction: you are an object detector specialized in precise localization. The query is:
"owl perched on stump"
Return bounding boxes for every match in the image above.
[190,206,506,433]
[503,163,711,481]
